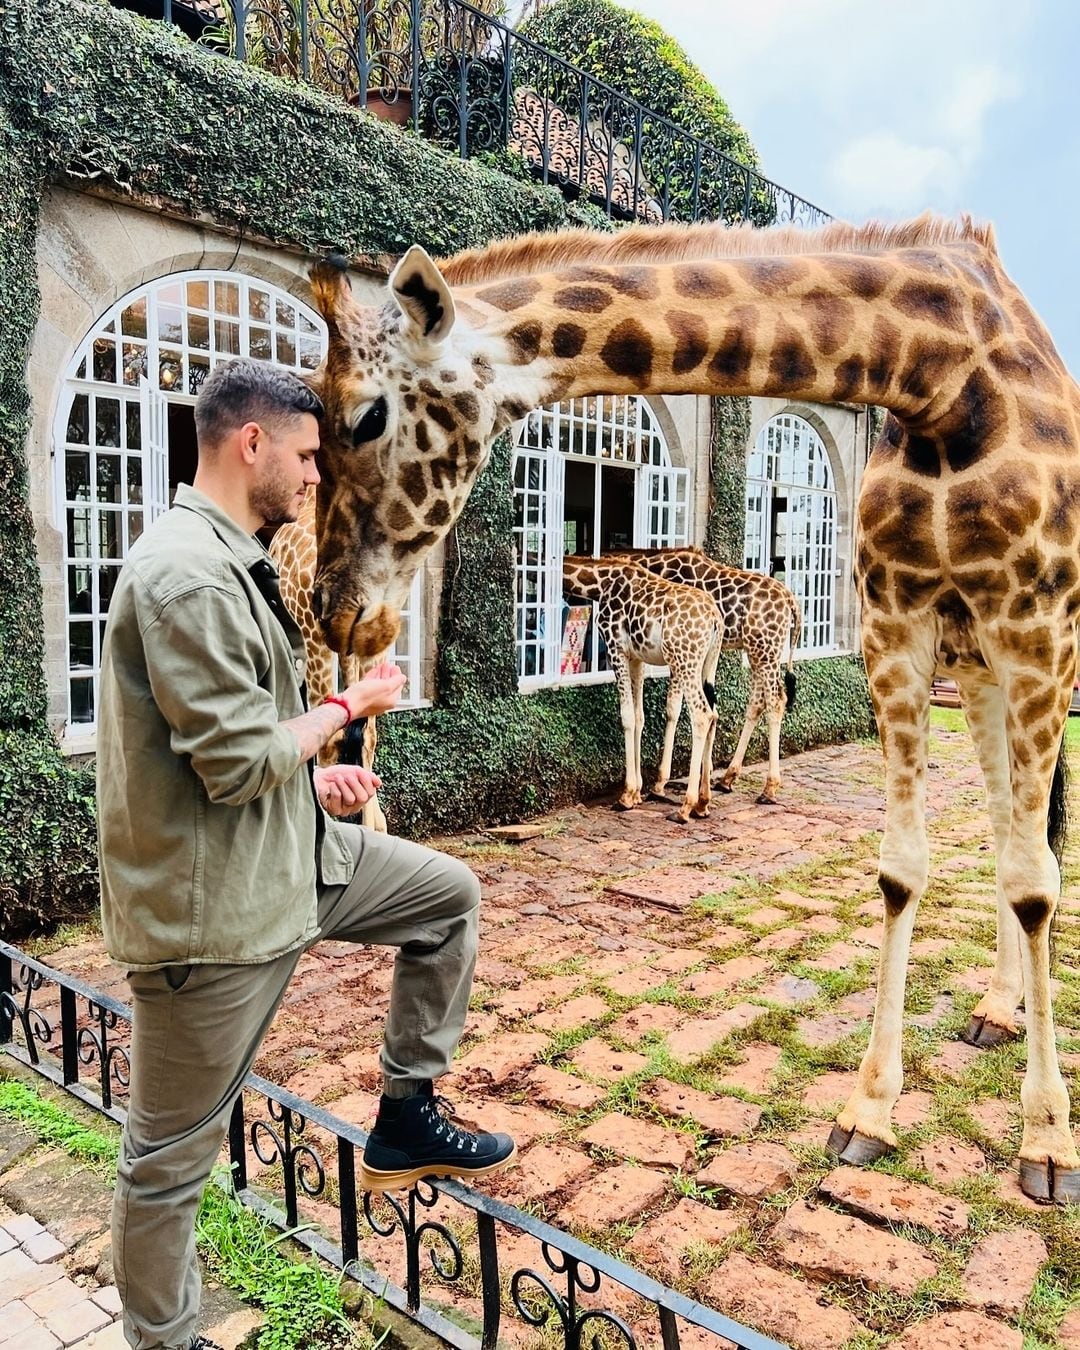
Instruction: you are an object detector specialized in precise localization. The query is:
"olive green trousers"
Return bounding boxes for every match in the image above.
[112,823,480,1349]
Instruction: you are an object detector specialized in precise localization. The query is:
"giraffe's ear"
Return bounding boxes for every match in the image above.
[390,245,456,347]
[308,254,352,329]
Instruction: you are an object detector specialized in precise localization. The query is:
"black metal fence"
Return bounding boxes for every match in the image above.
[0,940,788,1349]
[132,0,829,230]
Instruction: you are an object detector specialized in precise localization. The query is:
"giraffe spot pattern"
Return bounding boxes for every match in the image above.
[936,368,1009,472]
[453,391,480,422]
[427,402,456,433]
[553,322,587,358]
[768,322,816,390]
[672,265,731,299]
[891,279,966,332]
[600,319,654,386]
[476,278,542,311]
[553,286,612,313]
[745,258,807,295]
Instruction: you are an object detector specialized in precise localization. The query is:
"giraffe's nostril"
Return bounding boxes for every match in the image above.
[311,585,327,622]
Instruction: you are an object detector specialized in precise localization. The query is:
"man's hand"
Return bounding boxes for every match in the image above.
[314,764,383,816]
[341,663,406,719]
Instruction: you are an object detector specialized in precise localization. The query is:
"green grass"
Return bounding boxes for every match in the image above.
[0,1077,381,1350]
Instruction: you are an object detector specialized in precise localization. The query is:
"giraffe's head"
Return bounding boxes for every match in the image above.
[306,249,503,660]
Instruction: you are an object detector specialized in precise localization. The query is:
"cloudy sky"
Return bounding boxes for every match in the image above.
[626,0,1080,375]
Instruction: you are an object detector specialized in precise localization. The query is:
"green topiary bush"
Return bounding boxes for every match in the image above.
[0,731,99,937]
[518,0,775,224]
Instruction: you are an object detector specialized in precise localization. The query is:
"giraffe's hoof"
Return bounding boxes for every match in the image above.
[667,811,692,826]
[647,790,678,804]
[1018,1159,1080,1205]
[613,800,636,813]
[716,781,735,795]
[826,1124,893,1167]
[755,792,781,807]
[961,1015,1019,1049]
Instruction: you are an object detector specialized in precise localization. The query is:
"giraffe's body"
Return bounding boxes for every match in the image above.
[615,548,801,803]
[562,555,721,821]
[270,489,387,831]
[305,213,1080,1201]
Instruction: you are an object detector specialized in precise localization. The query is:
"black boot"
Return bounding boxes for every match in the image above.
[187,1338,225,1350]
[361,1082,516,1192]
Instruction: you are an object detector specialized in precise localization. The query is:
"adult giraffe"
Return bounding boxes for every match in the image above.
[305,216,1079,1202]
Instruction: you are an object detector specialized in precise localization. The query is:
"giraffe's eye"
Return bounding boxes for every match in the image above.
[351,396,388,446]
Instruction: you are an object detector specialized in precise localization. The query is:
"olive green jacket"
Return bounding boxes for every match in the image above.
[96,485,355,970]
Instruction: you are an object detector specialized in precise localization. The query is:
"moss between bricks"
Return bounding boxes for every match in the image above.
[0,0,872,932]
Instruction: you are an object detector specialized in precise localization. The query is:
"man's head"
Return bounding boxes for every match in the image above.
[194,357,324,528]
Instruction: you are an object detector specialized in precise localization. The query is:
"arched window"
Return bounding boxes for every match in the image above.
[54,270,422,734]
[512,395,688,686]
[745,413,837,653]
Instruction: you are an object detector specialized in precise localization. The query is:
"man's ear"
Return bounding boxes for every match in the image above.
[390,245,456,346]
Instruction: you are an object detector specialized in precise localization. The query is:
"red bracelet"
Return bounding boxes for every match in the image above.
[322,695,352,726]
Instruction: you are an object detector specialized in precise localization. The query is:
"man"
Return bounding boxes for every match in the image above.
[97,357,514,1350]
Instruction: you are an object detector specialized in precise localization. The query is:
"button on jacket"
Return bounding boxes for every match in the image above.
[97,484,354,970]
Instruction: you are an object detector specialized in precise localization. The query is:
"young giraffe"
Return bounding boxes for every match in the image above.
[562,555,721,822]
[270,488,388,832]
[614,548,802,805]
[304,215,1080,1202]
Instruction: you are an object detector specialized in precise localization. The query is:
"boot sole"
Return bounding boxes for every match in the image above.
[360,1142,517,1193]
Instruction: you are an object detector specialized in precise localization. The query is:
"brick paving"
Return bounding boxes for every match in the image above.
[0,1209,118,1348]
[13,728,1080,1346]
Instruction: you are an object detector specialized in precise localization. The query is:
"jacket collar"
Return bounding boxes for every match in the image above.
[172,483,273,571]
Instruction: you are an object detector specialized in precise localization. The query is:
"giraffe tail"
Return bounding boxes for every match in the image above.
[341,716,367,765]
[783,598,802,714]
[1049,732,1070,865]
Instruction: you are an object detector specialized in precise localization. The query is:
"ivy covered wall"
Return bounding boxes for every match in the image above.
[0,0,873,933]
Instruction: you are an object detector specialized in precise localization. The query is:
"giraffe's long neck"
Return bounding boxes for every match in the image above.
[461,247,1016,428]
[562,557,608,601]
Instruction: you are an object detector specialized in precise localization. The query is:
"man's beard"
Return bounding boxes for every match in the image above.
[250,455,300,527]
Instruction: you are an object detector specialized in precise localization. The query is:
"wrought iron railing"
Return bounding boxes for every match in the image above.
[0,941,787,1349]
[133,0,829,229]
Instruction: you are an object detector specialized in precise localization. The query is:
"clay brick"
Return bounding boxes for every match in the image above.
[930,1040,983,1078]
[963,1228,1048,1316]
[819,1167,971,1238]
[605,966,669,998]
[697,1142,797,1200]
[0,1250,62,1305]
[796,1012,866,1047]
[666,1009,755,1061]
[680,956,769,997]
[44,1298,111,1344]
[532,994,609,1033]
[893,1090,935,1128]
[644,1081,762,1138]
[605,867,739,910]
[743,906,788,928]
[717,1043,782,1095]
[450,1099,562,1150]
[562,1165,668,1229]
[493,1143,593,1204]
[525,1065,606,1112]
[801,1070,857,1110]
[704,1252,863,1350]
[757,974,818,1007]
[626,1198,745,1282]
[567,1039,649,1082]
[911,1136,986,1185]
[1058,1306,1080,1348]
[579,1113,696,1170]
[606,1002,685,1043]
[449,1032,548,1085]
[90,1285,123,1317]
[24,1277,85,1317]
[892,1310,1022,1349]
[772,1200,937,1295]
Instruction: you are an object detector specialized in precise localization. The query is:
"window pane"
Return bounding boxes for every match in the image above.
[70,621,93,667]
[96,454,122,503]
[67,507,92,559]
[65,452,90,501]
[249,288,270,321]
[67,566,92,613]
[100,564,120,612]
[128,511,144,547]
[96,397,121,447]
[186,279,210,311]
[70,677,94,724]
[215,320,240,356]
[122,343,147,386]
[157,304,182,344]
[127,457,143,504]
[276,332,296,366]
[215,280,239,316]
[99,511,122,559]
[66,394,89,445]
[126,404,142,452]
[249,326,271,361]
[93,339,117,384]
[159,350,183,392]
[299,338,322,370]
[276,297,295,328]
[188,313,210,350]
[122,298,148,339]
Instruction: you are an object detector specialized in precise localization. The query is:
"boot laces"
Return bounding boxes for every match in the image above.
[425,1094,478,1153]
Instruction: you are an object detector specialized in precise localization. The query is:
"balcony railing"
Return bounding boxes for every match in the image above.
[134,0,830,228]
[1,941,789,1350]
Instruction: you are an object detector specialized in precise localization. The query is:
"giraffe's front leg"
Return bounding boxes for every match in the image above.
[756,669,786,806]
[957,678,1023,1048]
[829,650,931,1164]
[611,652,641,810]
[359,715,388,833]
[649,683,683,800]
[997,680,1078,1203]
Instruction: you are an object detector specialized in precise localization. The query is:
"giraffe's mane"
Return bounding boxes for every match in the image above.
[439,213,996,287]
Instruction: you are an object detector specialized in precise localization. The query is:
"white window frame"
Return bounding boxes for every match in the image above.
[54,270,426,744]
[745,412,839,656]
[513,395,688,691]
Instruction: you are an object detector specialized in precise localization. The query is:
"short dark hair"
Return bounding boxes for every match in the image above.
[194,357,323,450]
